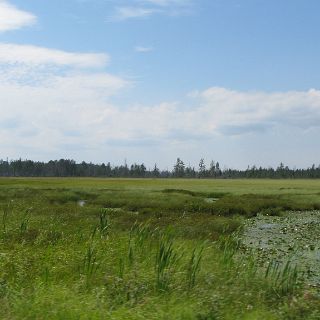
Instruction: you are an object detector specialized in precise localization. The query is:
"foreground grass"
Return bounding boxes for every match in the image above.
[0,178,320,319]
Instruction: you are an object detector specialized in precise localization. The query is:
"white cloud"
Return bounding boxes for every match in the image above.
[76,87,320,144]
[0,70,128,152]
[2,78,320,154]
[112,7,158,21]
[0,1,36,32]
[142,0,192,6]
[0,42,128,157]
[111,0,194,21]
[134,46,154,52]
[0,43,109,68]
[194,87,320,135]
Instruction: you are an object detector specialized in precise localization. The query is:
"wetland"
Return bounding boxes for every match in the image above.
[0,178,320,319]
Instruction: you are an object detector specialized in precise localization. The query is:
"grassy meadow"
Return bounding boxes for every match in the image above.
[0,178,320,319]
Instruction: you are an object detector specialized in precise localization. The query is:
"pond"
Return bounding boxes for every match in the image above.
[77,200,86,207]
[241,211,320,287]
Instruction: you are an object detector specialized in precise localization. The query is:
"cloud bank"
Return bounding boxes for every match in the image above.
[2,60,320,154]
[191,87,320,135]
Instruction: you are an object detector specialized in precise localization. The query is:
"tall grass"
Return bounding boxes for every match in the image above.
[265,260,299,296]
[19,207,32,234]
[186,245,204,290]
[81,244,100,285]
[131,221,156,250]
[218,234,241,266]
[2,202,13,233]
[155,233,180,291]
[98,208,111,238]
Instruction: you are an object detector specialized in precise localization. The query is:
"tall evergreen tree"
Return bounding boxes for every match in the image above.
[198,158,206,178]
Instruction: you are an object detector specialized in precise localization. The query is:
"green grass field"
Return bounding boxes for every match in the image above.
[0,178,320,319]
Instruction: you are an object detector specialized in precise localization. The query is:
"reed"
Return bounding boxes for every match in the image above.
[155,233,180,291]
[186,245,204,289]
[265,260,299,296]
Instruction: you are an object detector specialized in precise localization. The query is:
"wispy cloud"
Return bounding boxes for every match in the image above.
[110,0,194,21]
[111,7,158,21]
[0,0,36,32]
[134,46,154,53]
[0,43,109,68]
[142,0,192,7]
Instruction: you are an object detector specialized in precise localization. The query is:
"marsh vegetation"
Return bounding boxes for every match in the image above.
[0,178,320,319]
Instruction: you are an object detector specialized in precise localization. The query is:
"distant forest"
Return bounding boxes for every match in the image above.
[0,158,320,179]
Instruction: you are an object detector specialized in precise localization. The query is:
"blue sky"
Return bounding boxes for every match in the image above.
[0,0,319,169]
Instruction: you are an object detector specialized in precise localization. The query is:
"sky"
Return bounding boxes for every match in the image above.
[0,0,320,169]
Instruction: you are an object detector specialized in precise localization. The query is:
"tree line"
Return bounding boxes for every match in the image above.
[0,158,319,179]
